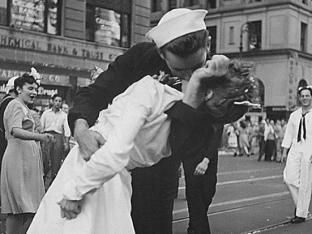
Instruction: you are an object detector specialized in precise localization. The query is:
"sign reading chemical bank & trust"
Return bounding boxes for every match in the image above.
[0,27,125,62]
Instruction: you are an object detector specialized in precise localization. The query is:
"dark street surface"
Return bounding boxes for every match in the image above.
[1,151,311,234]
[173,152,312,234]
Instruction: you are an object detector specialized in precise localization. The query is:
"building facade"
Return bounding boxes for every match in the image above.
[151,0,312,120]
[0,0,151,111]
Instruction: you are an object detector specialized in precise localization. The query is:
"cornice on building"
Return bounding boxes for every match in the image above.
[224,48,312,60]
[209,0,312,15]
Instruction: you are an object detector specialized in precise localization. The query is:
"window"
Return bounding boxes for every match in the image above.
[300,22,307,52]
[207,0,217,9]
[183,0,200,7]
[207,26,217,55]
[229,26,234,44]
[151,0,161,12]
[86,4,130,48]
[0,0,8,26]
[47,0,61,35]
[6,0,61,35]
[168,0,177,10]
[247,21,261,50]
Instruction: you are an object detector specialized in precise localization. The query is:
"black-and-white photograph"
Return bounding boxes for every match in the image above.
[0,0,312,233]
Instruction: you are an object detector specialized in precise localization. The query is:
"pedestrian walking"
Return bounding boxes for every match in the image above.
[274,120,283,162]
[282,85,312,224]
[257,119,266,161]
[227,123,239,156]
[40,94,71,187]
[249,122,259,155]
[264,119,275,161]
[239,120,250,157]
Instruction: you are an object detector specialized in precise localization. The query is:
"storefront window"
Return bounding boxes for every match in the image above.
[182,0,200,7]
[121,14,130,48]
[0,0,8,26]
[47,0,60,35]
[207,26,217,55]
[7,0,61,35]
[86,4,130,48]
[247,20,261,51]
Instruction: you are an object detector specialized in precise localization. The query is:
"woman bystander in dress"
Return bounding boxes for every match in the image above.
[1,74,53,234]
[239,120,250,157]
[227,123,239,156]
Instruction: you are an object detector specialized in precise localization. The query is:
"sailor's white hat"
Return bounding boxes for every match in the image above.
[146,8,208,48]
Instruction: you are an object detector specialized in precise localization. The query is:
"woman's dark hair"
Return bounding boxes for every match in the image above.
[160,29,208,57]
[14,73,38,90]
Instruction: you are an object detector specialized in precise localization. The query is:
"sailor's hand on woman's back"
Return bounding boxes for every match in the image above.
[74,119,106,161]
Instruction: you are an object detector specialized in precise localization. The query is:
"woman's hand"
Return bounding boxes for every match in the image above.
[58,198,82,220]
[183,55,230,108]
[192,55,230,83]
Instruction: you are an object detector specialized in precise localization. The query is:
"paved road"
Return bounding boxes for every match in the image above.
[1,152,311,234]
[173,153,312,234]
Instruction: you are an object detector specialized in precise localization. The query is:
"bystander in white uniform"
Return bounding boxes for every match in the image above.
[282,86,312,223]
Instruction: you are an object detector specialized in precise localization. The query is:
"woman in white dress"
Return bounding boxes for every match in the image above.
[227,123,239,156]
[27,58,257,234]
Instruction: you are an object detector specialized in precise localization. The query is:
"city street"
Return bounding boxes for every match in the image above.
[173,152,312,234]
[1,151,312,234]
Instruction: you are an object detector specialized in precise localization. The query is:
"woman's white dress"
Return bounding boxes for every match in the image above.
[27,76,183,234]
[227,125,238,148]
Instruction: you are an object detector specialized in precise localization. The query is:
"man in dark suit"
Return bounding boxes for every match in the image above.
[182,124,223,234]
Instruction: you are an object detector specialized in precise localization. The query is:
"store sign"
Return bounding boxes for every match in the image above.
[0,82,58,96]
[37,86,58,96]
[0,28,124,62]
[266,106,287,112]
[0,68,71,86]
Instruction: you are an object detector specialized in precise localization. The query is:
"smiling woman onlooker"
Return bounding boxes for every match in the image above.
[1,73,53,234]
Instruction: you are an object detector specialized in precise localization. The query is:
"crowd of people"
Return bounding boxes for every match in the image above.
[224,118,287,162]
[0,7,311,234]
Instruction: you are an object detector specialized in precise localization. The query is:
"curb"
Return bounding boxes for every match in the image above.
[242,215,312,234]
